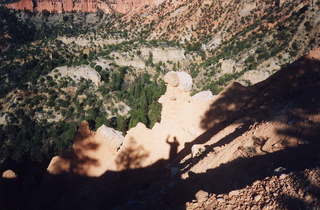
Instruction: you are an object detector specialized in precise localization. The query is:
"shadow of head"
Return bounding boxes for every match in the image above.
[166,136,180,160]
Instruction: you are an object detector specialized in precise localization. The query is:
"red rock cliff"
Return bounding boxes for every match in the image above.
[5,0,157,14]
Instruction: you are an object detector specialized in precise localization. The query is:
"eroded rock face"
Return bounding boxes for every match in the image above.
[49,65,102,86]
[6,0,157,14]
[163,71,193,91]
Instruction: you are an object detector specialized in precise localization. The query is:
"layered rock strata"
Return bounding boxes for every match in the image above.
[5,0,157,14]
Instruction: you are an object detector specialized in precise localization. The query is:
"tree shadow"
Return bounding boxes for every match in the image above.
[49,121,101,175]
[178,122,252,174]
[115,137,150,171]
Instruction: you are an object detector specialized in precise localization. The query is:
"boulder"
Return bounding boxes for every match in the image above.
[195,190,209,203]
[164,71,179,87]
[192,91,214,101]
[191,144,206,158]
[2,170,17,179]
[47,156,70,175]
[175,71,193,92]
[163,71,192,91]
[96,125,124,152]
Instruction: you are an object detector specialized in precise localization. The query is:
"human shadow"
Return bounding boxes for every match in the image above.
[167,137,180,160]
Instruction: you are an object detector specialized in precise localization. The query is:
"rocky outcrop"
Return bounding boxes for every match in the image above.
[49,65,102,86]
[95,125,124,151]
[117,71,215,169]
[47,121,124,176]
[5,53,320,210]
[48,71,215,175]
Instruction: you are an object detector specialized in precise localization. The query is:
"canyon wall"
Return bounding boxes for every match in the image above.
[5,0,157,13]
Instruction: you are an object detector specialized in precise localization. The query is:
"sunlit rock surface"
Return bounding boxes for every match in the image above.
[47,121,124,176]
[118,71,214,169]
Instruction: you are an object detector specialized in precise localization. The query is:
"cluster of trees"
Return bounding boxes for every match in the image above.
[0,7,172,171]
[0,111,78,167]
[0,7,36,45]
[0,46,69,97]
[98,71,166,133]
[124,73,165,129]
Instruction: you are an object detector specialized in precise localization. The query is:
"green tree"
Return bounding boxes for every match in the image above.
[128,109,148,129]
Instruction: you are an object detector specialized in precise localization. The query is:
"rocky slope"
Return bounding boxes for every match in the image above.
[115,0,320,93]
[1,49,320,210]
[188,167,320,210]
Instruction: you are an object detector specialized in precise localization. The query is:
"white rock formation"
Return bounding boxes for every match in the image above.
[163,71,193,91]
[140,47,186,63]
[202,37,222,51]
[192,91,214,101]
[240,69,271,85]
[220,59,236,74]
[50,65,102,86]
[96,125,124,151]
